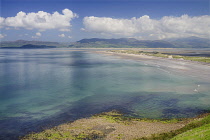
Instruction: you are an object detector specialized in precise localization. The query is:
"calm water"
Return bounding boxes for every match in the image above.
[0,49,210,139]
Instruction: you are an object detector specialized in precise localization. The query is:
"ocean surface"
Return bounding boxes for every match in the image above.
[0,48,210,139]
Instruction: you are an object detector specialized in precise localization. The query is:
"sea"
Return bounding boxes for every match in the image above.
[0,48,210,139]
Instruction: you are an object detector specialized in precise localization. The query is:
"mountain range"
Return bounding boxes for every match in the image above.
[0,40,61,48]
[1,37,209,48]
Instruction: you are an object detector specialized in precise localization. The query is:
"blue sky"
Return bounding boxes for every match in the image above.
[0,0,209,42]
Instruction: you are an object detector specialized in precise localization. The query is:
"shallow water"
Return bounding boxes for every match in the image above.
[0,49,210,139]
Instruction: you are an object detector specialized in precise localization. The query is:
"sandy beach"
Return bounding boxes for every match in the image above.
[97,50,210,82]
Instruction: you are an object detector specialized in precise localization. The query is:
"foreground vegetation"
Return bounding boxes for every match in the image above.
[135,113,210,140]
[108,50,210,63]
[21,110,210,140]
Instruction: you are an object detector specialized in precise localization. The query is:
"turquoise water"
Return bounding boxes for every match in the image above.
[0,49,210,139]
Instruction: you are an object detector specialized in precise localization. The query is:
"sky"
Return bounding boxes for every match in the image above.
[0,0,209,42]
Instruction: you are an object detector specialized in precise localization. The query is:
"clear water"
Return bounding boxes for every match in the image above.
[0,49,210,139]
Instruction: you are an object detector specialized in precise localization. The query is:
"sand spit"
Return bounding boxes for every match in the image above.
[96,50,210,82]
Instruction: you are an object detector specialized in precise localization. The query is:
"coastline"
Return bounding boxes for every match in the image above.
[21,111,210,140]
[18,49,210,140]
[96,50,210,82]
[97,50,210,66]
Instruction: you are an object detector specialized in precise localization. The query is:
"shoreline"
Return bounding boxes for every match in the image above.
[19,49,210,140]
[96,50,210,82]
[21,110,210,140]
[97,50,210,66]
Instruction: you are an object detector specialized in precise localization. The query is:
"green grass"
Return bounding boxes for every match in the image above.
[21,124,104,140]
[171,123,210,140]
[108,50,210,63]
[21,130,104,140]
[108,50,169,58]
[21,129,75,140]
[134,113,210,140]
[93,110,182,124]
[92,110,132,124]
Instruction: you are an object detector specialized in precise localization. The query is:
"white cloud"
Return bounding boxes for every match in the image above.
[36,32,41,36]
[58,34,65,37]
[1,9,78,31]
[80,28,86,31]
[68,36,72,39]
[0,34,6,39]
[31,32,42,38]
[83,16,137,36]
[31,36,38,39]
[83,15,210,39]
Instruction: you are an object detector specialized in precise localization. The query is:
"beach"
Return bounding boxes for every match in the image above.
[97,49,210,82]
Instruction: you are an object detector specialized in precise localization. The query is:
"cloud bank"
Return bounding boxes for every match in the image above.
[83,15,210,39]
[0,9,78,31]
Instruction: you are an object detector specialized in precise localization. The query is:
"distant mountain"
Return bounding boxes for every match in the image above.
[21,44,56,48]
[0,44,57,49]
[0,40,61,48]
[77,38,138,44]
[70,38,177,48]
[165,36,210,48]
[70,37,210,48]
[1,37,209,48]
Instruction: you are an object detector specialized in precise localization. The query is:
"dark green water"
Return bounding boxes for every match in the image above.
[0,49,209,139]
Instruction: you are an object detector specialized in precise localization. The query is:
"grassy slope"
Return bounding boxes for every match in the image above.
[135,113,210,140]
[171,123,210,140]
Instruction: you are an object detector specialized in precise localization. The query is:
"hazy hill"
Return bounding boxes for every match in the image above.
[165,36,210,48]
[69,38,176,48]
[20,44,56,48]
[70,37,210,48]
[0,40,61,48]
[1,37,209,48]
